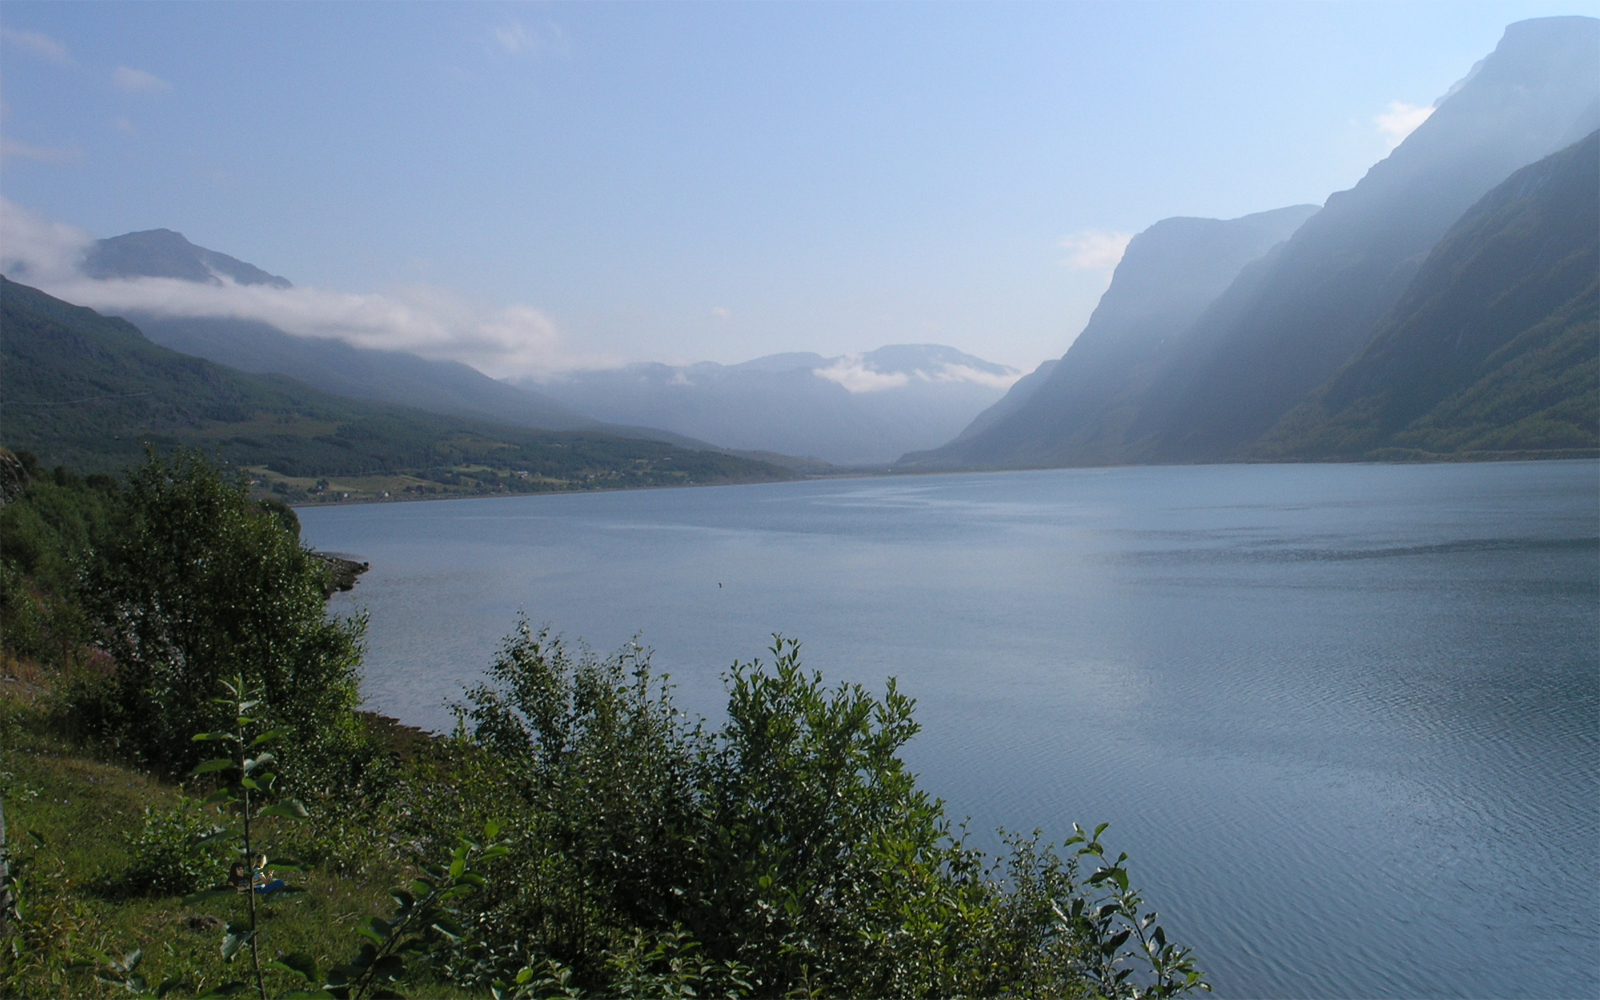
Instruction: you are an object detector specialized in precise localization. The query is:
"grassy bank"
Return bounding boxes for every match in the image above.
[0,672,467,999]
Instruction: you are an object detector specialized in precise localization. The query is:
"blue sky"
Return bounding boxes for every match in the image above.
[2,1,1595,374]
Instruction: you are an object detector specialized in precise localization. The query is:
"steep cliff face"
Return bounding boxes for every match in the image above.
[908,16,1600,471]
[900,205,1316,468]
[1258,130,1599,459]
[1126,15,1600,463]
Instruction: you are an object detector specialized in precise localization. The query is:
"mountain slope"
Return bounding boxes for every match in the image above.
[1257,130,1599,459]
[0,277,793,492]
[1128,15,1600,462]
[531,345,1020,466]
[129,313,608,432]
[900,205,1318,468]
[82,228,617,435]
[948,359,1060,444]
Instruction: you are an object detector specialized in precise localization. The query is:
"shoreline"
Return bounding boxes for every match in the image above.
[287,448,1598,510]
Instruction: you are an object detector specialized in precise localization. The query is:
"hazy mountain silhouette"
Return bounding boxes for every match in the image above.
[900,205,1317,468]
[1258,130,1598,459]
[129,313,607,432]
[1127,15,1600,462]
[0,276,792,487]
[529,345,1020,466]
[910,15,1598,470]
[948,359,1060,444]
[84,229,293,288]
[79,228,661,438]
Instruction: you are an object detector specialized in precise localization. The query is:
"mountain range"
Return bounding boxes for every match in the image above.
[523,345,1020,466]
[909,15,1598,470]
[0,276,793,496]
[902,205,1317,467]
[77,229,1017,466]
[4,16,1593,478]
[86,230,630,437]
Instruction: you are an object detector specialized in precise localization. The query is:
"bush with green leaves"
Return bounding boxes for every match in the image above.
[118,796,228,897]
[0,451,115,673]
[68,448,368,785]
[451,623,1207,998]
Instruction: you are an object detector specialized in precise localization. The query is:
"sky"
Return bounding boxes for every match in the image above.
[2,1,1596,377]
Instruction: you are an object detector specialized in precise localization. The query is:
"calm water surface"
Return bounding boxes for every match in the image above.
[302,461,1599,1000]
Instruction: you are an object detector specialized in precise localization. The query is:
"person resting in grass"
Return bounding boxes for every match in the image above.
[228,857,286,895]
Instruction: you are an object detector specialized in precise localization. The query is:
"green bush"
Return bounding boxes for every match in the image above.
[119,797,227,897]
[69,448,368,785]
[0,453,114,674]
[449,624,1205,998]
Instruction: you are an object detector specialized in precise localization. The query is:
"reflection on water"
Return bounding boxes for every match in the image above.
[304,460,1599,1000]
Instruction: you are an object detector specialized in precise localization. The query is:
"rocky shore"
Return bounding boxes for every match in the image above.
[315,552,369,597]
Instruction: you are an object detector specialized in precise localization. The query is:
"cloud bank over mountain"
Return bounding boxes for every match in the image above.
[0,199,588,379]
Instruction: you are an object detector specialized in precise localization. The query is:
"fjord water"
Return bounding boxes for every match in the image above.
[302,461,1598,999]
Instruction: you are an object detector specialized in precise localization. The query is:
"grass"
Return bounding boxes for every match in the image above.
[0,661,473,999]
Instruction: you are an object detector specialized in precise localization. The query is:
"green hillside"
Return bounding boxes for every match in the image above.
[1258,130,1598,461]
[0,277,795,499]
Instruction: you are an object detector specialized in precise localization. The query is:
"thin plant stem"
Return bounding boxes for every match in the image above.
[238,691,266,1000]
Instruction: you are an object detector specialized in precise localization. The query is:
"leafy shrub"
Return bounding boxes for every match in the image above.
[120,797,227,897]
[449,623,1206,998]
[70,448,369,784]
[0,457,114,674]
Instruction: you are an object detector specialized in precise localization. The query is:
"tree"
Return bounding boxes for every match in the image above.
[74,448,365,782]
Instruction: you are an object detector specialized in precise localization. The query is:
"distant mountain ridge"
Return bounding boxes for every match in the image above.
[902,204,1318,468]
[127,313,606,431]
[0,276,793,491]
[529,345,1021,466]
[85,229,292,288]
[74,228,730,449]
[908,15,1599,470]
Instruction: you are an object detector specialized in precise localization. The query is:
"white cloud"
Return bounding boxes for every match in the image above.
[1,28,74,67]
[812,357,1022,394]
[926,363,1023,391]
[0,138,81,164]
[492,20,567,58]
[494,21,531,53]
[1059,230,1133,271]
[813,356,911,393]
[0,198,584,378]
[1375,101,1434,149]
[113,66,171,93]
[711,306,731,320]
[0,198,92,281]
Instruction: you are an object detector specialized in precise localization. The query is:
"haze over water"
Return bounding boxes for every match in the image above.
[304,461,1598,1000]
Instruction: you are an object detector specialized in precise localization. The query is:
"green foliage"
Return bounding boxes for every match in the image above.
[0,450,116,673]
[119,799,228,898]
[0,445,1206,998]
[186,676,313,1000]
[454,625,1208,998]
[253,498,301,542]
[461,628,705,958]
[69,449,366,783]
[309,823,506,1000]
